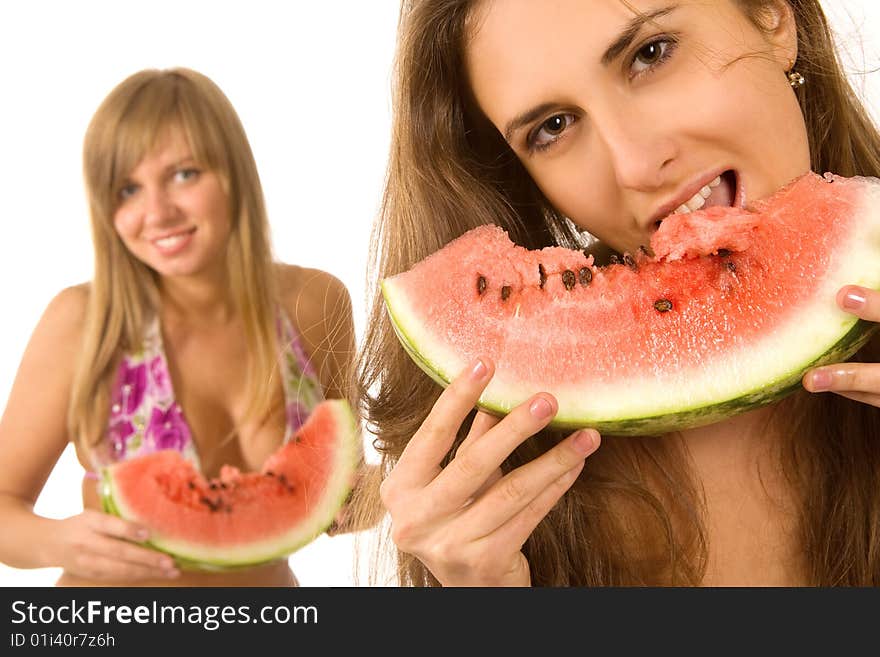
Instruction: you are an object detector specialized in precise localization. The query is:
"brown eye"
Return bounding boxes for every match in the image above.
[541,115,567,137]
[636,42,663,66]
[630,38,677,77]
[529,113,577,151]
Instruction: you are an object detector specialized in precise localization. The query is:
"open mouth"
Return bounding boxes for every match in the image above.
[654,170,740,229]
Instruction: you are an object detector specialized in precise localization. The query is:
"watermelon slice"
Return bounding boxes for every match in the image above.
[100,399,360,570]
[381,172,880,436]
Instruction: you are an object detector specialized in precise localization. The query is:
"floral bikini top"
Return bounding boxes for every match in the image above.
[89,311,324,472]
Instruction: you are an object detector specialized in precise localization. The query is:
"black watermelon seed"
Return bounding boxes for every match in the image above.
[716,249,731,257]
[187,481,195,490]
[578,267,593,286]
[562,270,576,290]
[726,262,737,273]
[209,482,218,490]
[501,285,511,301]
[609,255,620,265]
[654,299,673,313]
[539,264,547,289]
[266,471,275,477]
[623,253,637,270]
[639,245,654,257]
[477,275,487,295]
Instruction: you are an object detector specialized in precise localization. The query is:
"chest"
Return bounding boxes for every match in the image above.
[161,323,288,477]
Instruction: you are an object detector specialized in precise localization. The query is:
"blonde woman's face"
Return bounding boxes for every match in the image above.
[466,0,811,254]
[112,129,232,280]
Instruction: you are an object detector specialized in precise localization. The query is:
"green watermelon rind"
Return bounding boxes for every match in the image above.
[100,400,361,571]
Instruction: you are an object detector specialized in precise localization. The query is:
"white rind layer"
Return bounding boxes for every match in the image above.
[382,177,880,433]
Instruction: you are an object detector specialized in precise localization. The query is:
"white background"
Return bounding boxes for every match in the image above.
[1,1,879,587]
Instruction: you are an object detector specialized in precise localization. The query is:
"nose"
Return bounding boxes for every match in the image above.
[141,186,177,225]
[592,102,678,191]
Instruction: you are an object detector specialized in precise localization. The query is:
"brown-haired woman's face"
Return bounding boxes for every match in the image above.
[113,128,232,280]
[466,0,811,253]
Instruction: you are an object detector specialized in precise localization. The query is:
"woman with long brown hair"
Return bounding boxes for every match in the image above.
[359,0,880,585]
[0,68,365,586]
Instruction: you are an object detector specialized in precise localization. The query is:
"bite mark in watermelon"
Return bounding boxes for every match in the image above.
[381,172,880,435]
[100,399,360,570]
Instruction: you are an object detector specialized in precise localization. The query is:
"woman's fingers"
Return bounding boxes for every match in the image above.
[833,390,880,407]
[425,393,561,514]
[804,362,880,399]
[75,552,173,583]
[836,285,880,321]
[91,534,177,574]
[84,509,149,543]
[80,509,179,579]
[393,358,495,489]
[463,429,599,536]
[802,285,880,404]
[480,459,587,556]
[458,409,502,453]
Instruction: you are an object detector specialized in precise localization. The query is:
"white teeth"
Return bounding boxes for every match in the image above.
[672,178,721,215]
[154,234,188,249]
[685,194,706,212]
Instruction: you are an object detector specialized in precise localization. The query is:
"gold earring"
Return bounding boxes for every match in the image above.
[787,59,805,87]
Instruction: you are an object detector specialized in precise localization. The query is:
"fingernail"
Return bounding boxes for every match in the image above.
[529,397,553,420]
[573,430,598,453]
[471,359,487,380]
[810,369,833,391]
[843,289,866,310]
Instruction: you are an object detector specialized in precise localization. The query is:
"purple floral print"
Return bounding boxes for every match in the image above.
[108,418,135,459]
[149,355,172,399]
[112,361,147,415]
[145,406,191,452]
[286,401,310,433]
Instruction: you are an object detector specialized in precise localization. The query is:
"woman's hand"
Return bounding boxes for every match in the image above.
[50,510,179,582]
[380,357,600,587]
[804,285,880,405]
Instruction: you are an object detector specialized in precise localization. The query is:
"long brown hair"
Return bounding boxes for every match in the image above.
[70,68,280,452]
[357,0,880,585]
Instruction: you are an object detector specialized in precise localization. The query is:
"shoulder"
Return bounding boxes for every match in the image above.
[275,263,353,327]
[39,283,91,343]
[274,264,355,398]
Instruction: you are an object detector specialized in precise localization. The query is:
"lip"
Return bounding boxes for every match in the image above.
[647,168,743,226]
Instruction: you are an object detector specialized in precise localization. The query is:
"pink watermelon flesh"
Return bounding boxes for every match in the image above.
[101,399,359,569]
[381,172,880,435]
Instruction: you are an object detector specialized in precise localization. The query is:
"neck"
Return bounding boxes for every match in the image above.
[679,404,784,481]
[158,266,236,325]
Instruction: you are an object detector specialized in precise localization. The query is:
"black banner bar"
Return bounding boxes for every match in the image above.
[2,587,877,652]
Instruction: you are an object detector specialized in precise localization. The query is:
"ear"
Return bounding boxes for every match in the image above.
[756,0,799,69]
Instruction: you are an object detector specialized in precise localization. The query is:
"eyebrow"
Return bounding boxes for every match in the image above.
[502,4,678,143]
[600,5,678,66]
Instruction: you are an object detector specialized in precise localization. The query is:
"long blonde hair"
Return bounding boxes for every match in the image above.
[358,0,880,585]
[70,68,280,451]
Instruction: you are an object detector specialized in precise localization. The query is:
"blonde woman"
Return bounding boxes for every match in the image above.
[360,0,880,585]
[0,68,362,586]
